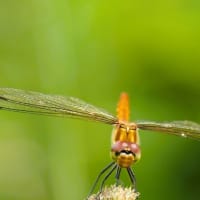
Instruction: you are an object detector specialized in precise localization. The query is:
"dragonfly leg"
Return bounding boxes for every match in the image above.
[127,167,137,191]
[99,164,117,193]
[87,162,115,197]
[115,165,122,186]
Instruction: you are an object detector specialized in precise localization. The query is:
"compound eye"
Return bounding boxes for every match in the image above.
[111,141,120,152]
[130,143,140,154]
[130,143,141,161]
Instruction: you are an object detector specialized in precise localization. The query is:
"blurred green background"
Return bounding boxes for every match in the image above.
[0,0,200,199]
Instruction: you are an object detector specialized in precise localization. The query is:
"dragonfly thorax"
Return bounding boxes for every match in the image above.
[110,122,141,168]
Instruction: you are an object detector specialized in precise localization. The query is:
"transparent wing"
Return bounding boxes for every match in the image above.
[136,120,200,140]
[0,88,118,124]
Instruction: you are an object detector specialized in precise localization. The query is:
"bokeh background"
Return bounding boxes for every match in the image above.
[0,0,200,200]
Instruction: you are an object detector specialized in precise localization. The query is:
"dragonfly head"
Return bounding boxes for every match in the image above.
[111,141,141,168]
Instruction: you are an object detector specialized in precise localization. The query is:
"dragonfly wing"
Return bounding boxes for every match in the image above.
[136,120,200,140]
[0,88,117,124]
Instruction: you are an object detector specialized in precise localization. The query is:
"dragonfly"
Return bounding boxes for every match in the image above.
[0,88,200,196]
